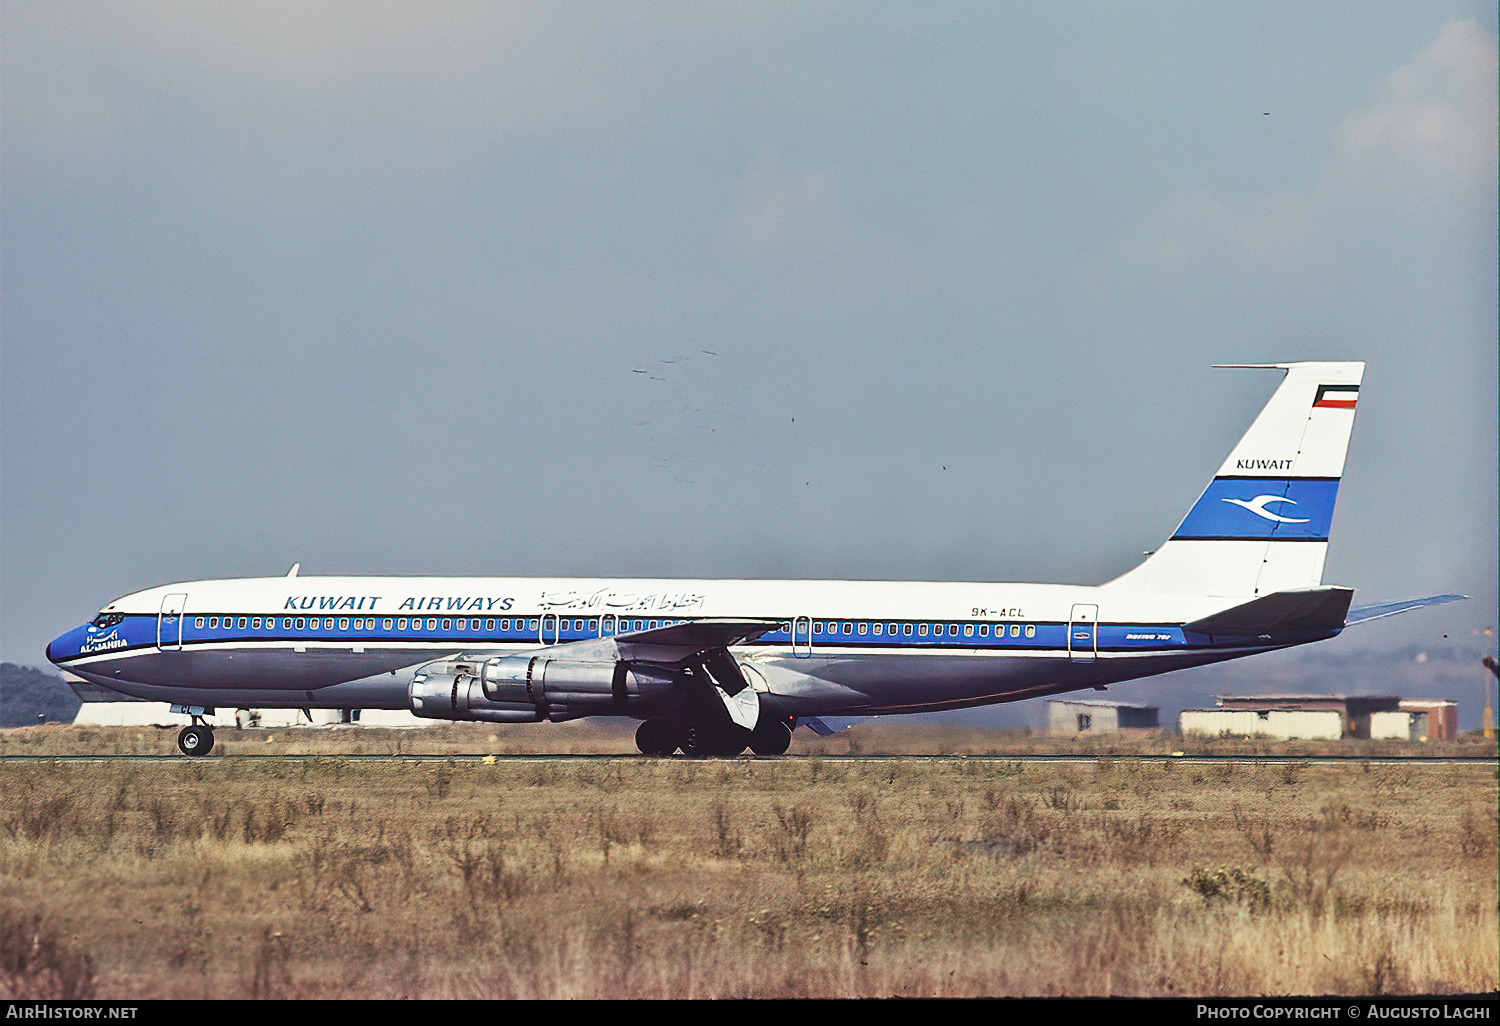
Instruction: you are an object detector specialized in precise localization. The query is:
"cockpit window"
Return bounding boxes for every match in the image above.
[90,613,124,630]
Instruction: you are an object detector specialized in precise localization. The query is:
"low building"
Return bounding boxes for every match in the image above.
[1049,700,1159,734]
[1180,693,1458,741]
[1398,699,1458,740]
[1179,707,1343,740]
[232,707,431,728]
[1212,694,1405,739]
[1369,710,1415,740]
[72,701,182,727]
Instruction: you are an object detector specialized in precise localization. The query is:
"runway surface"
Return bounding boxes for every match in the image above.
[2,752,1493,765]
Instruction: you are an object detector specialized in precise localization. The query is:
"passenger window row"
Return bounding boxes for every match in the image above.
[195,616,551,633]
[811,621,1036,639]
[185,616,1035,640]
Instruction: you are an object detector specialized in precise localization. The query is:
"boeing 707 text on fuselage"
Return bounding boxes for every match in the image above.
[47,362,1460,756]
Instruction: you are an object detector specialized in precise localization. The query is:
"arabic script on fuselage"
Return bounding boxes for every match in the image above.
[539,589,707,613]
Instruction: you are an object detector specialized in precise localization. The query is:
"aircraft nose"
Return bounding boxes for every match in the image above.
[46,625,86,666]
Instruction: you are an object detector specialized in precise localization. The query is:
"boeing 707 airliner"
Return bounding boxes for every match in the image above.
[47,361,1460,756]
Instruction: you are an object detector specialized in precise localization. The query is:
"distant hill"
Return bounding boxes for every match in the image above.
[1,663,81,727]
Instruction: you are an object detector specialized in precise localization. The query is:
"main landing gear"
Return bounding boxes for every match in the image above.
[748,716,793,756]
[634,716,794,757]
[634,718,680,756]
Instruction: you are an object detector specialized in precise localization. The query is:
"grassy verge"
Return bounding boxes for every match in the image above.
[4,719,1496,759]
[1,742,1494,997]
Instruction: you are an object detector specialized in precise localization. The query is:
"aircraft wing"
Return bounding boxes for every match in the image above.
[444,619,786,730]
[609,620,784,712]
[613,618,783,649]
[1343,594,1467,626]
[458,619,782,666]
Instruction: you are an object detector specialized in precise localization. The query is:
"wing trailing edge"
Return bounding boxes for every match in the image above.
[613,618,782,649]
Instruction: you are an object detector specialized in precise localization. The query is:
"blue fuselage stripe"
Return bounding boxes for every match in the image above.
[54,613,1205,665]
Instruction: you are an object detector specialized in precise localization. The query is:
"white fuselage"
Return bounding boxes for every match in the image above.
[49,573,1288,717]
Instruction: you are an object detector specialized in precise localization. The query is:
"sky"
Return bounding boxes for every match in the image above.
[3,3,1496,714]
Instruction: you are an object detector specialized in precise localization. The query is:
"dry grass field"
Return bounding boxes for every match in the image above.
[1,723,1496,998]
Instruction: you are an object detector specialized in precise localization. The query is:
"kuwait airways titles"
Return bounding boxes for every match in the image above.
[283,595,516,612]
[280,590,713,613]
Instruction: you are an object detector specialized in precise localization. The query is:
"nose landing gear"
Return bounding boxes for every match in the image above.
[177,724,214,756]
[175,707,216,756]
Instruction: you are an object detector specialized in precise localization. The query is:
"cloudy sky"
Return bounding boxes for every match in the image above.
[3,4,1496,696]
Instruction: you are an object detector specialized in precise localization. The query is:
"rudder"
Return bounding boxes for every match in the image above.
[1103,361,1364,597]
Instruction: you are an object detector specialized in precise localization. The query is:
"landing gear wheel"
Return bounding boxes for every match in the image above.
[681,723,748,758]
[635,719,680,756]
[748,719,793,756]
[678,723,712,758]
[178,724,214,757]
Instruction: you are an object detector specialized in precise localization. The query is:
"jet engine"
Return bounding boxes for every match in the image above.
[408,654,677,723]
[479,654,676,706]
[408,663,541,723]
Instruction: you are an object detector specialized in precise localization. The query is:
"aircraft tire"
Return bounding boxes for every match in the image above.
[635,719,679,756]
[748,720,792,756]
[678,723,711,758]
[680,723,746,758]
[178,725,214,757]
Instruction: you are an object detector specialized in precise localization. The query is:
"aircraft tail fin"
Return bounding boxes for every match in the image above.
[1103,361,1364,597]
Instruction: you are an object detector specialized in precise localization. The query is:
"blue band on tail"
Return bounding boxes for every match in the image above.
[1172,478,1340,541]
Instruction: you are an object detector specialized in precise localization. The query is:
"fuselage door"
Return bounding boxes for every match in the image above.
[792,616,813,658]
[599,613,616,639]
[539,613,560,646]
[158,593,188,651]
[1068,603,1098,663]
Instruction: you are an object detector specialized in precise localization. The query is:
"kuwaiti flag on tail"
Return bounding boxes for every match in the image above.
[1313,384,1359,409]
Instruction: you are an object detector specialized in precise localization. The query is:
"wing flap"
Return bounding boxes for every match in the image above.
[452,619,782,666]
[615,618,782,649]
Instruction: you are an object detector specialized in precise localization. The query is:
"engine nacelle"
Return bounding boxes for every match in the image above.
[480,654,677,709]
[409,655,677,722]
[408,665,542,723]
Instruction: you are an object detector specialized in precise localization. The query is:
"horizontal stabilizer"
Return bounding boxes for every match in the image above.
[1184,587,1354,638]
[801,716,838,737]
[1344,594,1467,626]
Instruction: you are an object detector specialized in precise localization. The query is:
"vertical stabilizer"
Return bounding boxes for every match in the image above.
[1103,361,1364,597]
